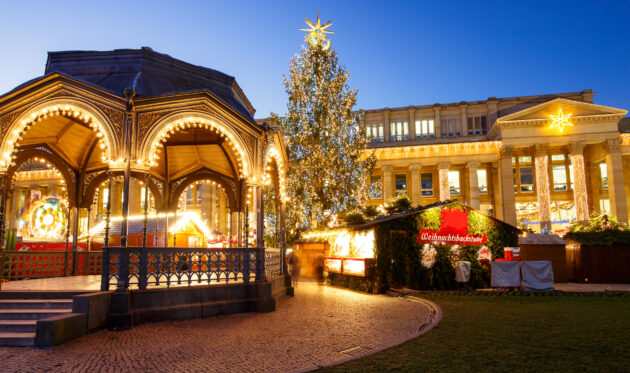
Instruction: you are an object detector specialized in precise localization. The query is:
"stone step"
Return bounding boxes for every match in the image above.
[0,299,73,309]
[0,320,37,332]
[0,332,35,347]
[0,309,73,320]
[0,291,91,300]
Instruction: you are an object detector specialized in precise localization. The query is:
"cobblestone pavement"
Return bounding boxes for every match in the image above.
[0,282,435,372]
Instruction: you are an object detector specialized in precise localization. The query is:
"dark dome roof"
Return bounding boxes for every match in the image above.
[45,47,256,121]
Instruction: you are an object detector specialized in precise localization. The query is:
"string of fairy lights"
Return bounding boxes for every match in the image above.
[1,104,111,168]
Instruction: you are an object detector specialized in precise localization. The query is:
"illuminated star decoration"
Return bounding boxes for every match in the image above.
[300,12,334,50]
[549,108,573,134]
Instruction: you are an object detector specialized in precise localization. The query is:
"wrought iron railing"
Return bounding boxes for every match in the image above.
[101,246,286,291]
[0,251,102,281]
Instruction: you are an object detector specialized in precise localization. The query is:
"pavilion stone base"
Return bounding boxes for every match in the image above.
[107,276,293,329]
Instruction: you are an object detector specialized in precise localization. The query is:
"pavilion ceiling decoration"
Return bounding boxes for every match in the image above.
[1,104,113,170]
[145,117,251,179]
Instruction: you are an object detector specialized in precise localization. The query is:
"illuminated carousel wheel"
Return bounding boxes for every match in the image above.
[27,196,68,240]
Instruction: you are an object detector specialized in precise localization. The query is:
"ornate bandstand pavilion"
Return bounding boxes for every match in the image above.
[0,47,289,298]
[362,90,630,233]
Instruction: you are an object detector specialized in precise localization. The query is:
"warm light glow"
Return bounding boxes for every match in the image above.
[325,258,342,273]
[303,229,375,258]
[300,13,334,50]
[342,258,366,276]
[549,108,573,133]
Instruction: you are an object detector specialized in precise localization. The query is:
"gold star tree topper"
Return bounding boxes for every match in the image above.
[300,12,334,50]
[549,108,573,133]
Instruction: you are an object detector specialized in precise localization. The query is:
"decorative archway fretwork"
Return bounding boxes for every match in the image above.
[0,96,122,172]
[137,110,256,180]
[7,147,79,208]
[80,171,164,210]
[168,168,241,211]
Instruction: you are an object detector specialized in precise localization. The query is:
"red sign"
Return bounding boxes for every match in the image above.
[416,208,486,245]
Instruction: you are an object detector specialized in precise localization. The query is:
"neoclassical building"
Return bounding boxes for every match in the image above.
[362,90,629,232]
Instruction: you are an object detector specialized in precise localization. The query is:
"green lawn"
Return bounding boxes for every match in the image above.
[322,293,630,372]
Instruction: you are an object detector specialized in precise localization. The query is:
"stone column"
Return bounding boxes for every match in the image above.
[438,162,451,202]
[570,142,589,222]
[499,145,517,225]
[492,162,503,219]
[409,163,422,206]
[383,109,391,142]
[535,144,551,231]
[433,105,441,138]
[467,161,481,210]
[604,139,628,222]
[459,104,467,137]
[408,107,416,140]
[382,165,394,201]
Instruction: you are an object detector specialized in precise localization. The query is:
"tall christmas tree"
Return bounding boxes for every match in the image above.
[273,14,375,239]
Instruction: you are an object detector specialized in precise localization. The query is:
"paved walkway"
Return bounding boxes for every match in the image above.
[0,282,436,372]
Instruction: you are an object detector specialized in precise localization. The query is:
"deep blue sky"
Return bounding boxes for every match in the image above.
[1,1,628,117]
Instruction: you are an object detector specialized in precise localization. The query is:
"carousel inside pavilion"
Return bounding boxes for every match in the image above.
[0,47,288,289]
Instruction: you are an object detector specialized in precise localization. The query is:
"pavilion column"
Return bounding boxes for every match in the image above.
[382,165,394,201]
[0,174,7,290]
[71,206,79,275]
[499,145,517,225]
[467,161,481,210]
[570,142,589,222]
[409,163,422,206]
[438,162,451,202]
[255,185,264,248]
[604,139,628,222]
[433,105,441,138]
[492,162,503,219]
[535,144,552,231]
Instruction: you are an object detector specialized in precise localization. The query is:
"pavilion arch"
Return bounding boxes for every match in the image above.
[81,171,164,210]
[137,110,254,179]
[6,147,79,208]
[0,97,120,172]
[262,144,287,201]
[168,168,239,212]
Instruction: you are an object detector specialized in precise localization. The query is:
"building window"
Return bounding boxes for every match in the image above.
[600,198,610,214]
[552,165,568,191]
[395,174,407,196]
[512,156,534,193]
[448,170,460,195]
[550,153,571,191]
[366,123,384,143]
[369,175,383,199]
[390,121,409,141]
[467,115,487,136]
[440,117,461,137]
[520,167,534,192]
[600,163,608,189]
[421,173,433,196]
[415,119,435,139]
[477,169,488,194]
